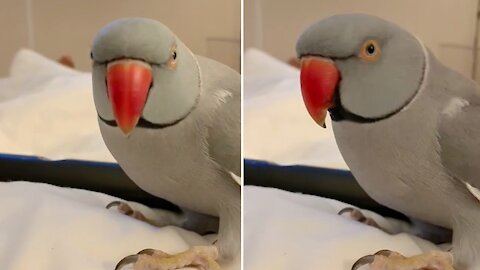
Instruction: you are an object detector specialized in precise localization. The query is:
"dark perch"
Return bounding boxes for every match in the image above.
[0,153,179,211]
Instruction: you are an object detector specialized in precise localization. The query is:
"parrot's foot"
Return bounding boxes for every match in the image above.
[352,249,455,270]
[338,207,381,229]
[115,246,220,270]
[106,201,150,223]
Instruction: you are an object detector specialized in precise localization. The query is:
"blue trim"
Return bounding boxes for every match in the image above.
[244,158,351,175]
[0,153,120,168]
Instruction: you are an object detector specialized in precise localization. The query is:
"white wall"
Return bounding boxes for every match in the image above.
[0,0,240,76]
[245,0,479,78]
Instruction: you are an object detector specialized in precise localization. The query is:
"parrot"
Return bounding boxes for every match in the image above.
[296,13,480,270]
[90,18,240,270]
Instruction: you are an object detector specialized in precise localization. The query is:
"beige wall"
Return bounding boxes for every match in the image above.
[0,0,240,76]
[245,0,479,78]
[0,0,30,76]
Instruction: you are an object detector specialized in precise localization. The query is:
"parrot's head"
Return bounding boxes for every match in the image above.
[296,14,426,127]
[91,17,200,136]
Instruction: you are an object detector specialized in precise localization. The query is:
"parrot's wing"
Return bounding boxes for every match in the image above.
[438,101,480,200]
[196,56,241,181]
[207,87,241,180]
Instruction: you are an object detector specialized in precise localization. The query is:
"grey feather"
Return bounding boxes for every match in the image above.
[439,103,480,194]
[197,56,241,176]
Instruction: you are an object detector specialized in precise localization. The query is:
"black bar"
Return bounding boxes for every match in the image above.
[0,153,179,211]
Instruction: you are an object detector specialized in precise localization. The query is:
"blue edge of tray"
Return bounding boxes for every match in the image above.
[0,154,405,220]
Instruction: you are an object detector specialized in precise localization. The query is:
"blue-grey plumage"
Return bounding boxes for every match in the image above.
[297,14,480,269]
[91,18,240,270]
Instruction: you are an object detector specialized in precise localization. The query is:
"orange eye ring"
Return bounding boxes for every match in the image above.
[359,39,381,63]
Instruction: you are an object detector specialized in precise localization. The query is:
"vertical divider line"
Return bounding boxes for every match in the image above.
[240,0,245,268]
[471,0,480,79]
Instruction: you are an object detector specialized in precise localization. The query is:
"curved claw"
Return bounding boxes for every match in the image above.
[338,207,355,215]
[137,248,156,255]
[115,255,138,270]
[106,201,123,209]
[374,249,394,257]
[338,207,380,228]
[137,248,169,257]
[106,201,135,216]
[352,254,375,270]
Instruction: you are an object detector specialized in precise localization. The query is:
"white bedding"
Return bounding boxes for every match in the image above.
[0,50,234,270]
[244,186,441,270]
[0,49,113,162]
[0,181,211,270]
[244,48,444,269]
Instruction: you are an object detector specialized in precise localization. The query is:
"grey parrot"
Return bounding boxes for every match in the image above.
[91,18,240,270]
[296,14,480,270]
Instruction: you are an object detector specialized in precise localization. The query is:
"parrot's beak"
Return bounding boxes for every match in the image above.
[300,56,340,128]
[106,59,153,135]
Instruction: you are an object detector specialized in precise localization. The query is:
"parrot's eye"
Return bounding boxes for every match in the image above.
[359,40,381,63]
[366,44,375,55]
[166,46,177,70]
[90,51,94,60]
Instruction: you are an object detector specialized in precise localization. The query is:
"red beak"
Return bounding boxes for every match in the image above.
[107,59,153,135]
[300,57,340,128]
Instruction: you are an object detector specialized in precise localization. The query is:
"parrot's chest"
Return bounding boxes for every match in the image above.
[332,113,453,227]
[98,117,220,215]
